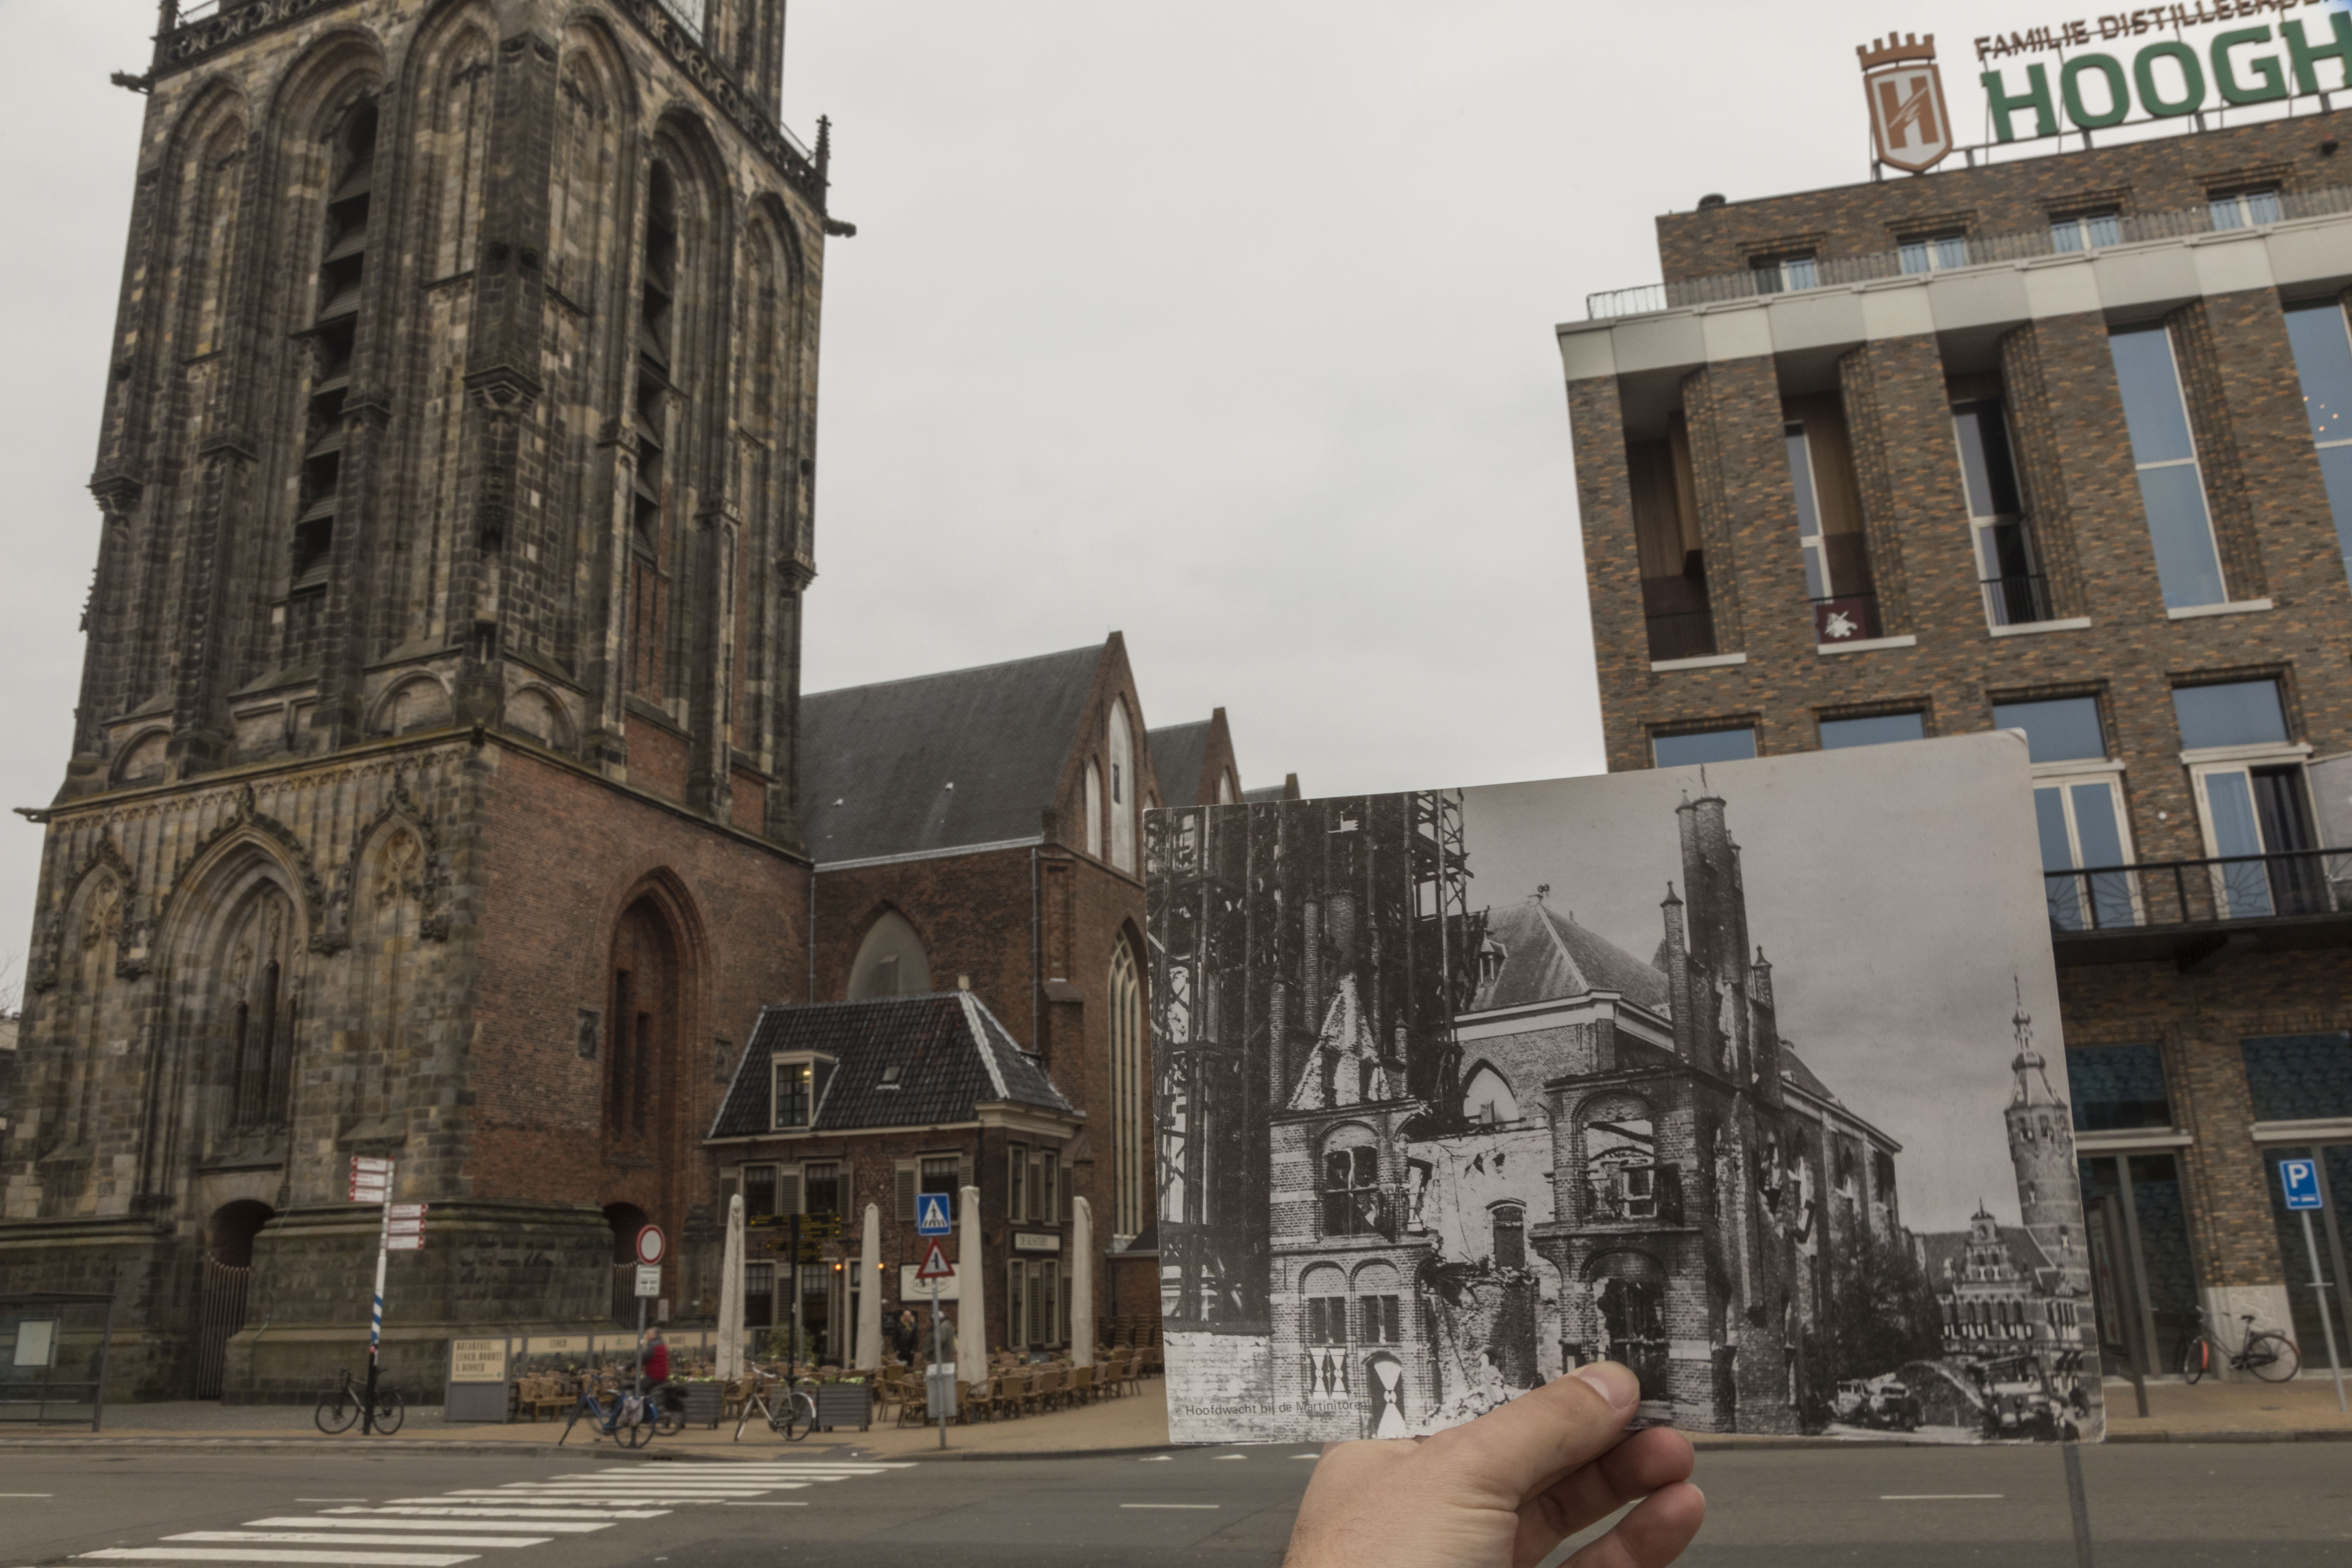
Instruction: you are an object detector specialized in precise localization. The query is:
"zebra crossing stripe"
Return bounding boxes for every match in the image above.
[78,1551,478,1567]
[247,1521,608,1536]
[359,1507,666,1520]
[168,1536,541,1551]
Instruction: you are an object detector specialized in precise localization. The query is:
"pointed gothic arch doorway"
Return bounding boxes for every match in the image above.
[603,897,681,1156]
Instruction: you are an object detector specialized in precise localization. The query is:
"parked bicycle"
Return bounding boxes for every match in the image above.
[314,1367,405,1435]
[734,1366,818,1442]
[2180,1307,2301,1383]
[560,1378,657,1448]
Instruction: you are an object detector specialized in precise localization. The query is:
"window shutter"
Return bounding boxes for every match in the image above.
[1056,1155,1071,1224]
[1007,1261,1024,1351]
[895,1161,917,1223]
[778,1166,803,1217]
[1008,1144,1024,1223]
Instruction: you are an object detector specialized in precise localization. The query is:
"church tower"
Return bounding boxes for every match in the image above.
[2003,988,2090,1303]
[1,0,835,1399]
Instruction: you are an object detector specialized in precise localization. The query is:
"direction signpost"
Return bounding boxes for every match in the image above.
[2280,1158,2346,1412]
[346,1156,415,1434]
[916,1191,953,1449]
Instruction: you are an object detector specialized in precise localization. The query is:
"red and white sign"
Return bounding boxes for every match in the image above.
[634,1225,667,1266]
[915,1240,954,1283]
[385,1233,425,1252]
[349,1155,394,1203]
[388,1204,427,1220]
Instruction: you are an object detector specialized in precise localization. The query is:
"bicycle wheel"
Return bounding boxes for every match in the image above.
[656,1404,686,1436]
[2246,1332,2302,1382]
[315,1389,359,1435]
[785,1390,817,1442]
[2180,1334,2215,1383]
[372,1388,406,1435]
[622,1415,653,1448]
[733,1394,763,1442]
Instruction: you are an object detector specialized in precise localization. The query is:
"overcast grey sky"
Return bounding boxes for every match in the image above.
[1460,732,2057,1236]
[0,1,2197,984]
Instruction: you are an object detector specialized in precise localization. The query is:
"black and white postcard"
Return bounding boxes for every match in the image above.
[1147,733,2100,1444]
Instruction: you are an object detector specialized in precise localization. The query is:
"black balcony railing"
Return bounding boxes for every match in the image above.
[2046,847,2352,932]
[1982,573,2055,628]
[1645,609,1717,662]
[1812,593,1881,646]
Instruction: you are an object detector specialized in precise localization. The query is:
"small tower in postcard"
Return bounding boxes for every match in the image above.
[2004,990,2087,1301]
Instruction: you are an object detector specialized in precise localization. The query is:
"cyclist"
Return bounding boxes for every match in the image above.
[641,1328,671,1392]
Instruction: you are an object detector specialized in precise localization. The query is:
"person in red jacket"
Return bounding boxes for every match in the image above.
[641,1329,670,1390]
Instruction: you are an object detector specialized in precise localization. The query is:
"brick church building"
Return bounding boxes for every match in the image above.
[0,0,835,1398]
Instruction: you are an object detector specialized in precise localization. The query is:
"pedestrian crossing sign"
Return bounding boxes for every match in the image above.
[916,1192,952,1236]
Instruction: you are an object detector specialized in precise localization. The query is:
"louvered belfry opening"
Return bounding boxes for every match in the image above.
[289,102,376,662]
[629,163,679,699]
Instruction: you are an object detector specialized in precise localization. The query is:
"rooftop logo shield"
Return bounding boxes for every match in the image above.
[1859,33,1955,175]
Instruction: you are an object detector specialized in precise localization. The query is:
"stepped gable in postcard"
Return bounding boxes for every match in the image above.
[1147,733,2100,1444]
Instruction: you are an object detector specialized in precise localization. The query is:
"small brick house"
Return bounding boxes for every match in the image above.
[798,637,1275,1337]
[705,992,1082,1363]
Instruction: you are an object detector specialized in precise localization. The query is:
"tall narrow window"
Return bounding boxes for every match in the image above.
[803,1161,840,1218]
[1952,400,2048,626]
[1109,941,1146,1239]
[2109,325,2226,610]
[608,968,634,1132]
[2283,300,2352,584]
[1083,761,1104,858]
[2001,696,2136,931]
[288,105,377,659]
[1108,701,1137,873]
[1008,1143,1028,1222]
[1492,1203,1527,1271]
[774,1060,813,1130]
[2175,681,2321,918]
[1630,416,1713,660]
[1784,400,1877,644]
[630,164,680,699]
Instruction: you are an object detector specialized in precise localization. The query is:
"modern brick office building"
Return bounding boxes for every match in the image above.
[1561,102,2352,1368]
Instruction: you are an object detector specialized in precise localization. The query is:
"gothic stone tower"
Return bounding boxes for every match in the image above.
[0,0,832,1399]
[2004,996,2092,1312]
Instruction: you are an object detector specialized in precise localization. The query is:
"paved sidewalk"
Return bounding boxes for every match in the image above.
[10,1371,2348,1455]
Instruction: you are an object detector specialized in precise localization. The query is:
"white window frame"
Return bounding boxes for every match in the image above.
[2050,210,2120,252]
[1083,760,1103,858]
[1950,400,2042,628]
[1752,253,1819,293]
[2115,325,2228,610]
[772,1057,816,1132]
[1899,231,1970,273]
[2209,187,2283,230]
[2187,745,2318,918]
[2032,762,2141,929]
[1784,421,1830,601]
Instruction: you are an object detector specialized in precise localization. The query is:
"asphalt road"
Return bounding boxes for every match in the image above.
[0,1441,2345,1568]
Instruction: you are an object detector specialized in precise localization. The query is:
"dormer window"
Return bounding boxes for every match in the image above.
[879,1063,903,1087]
[772,1053,835,1131]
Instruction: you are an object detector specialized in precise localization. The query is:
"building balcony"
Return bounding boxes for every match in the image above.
[2045,848,2352,969]
[1982,573,2056,629]
[1584,1164,1686,1227]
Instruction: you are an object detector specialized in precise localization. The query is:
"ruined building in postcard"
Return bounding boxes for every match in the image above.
[1150,789,1909,1439]
[0,0,835,1398]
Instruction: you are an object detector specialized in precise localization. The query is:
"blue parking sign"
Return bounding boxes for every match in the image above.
[2281,1158,2323,1212]
[916,1192,953,1236]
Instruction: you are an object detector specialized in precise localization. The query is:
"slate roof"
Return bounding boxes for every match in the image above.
[1470,897,1672,1014]
[1241,784,1288,804]
[799,644,1104,866]
[708,993,1078,1141]
[1779,1048,1841,1108]
[1147,721,1213,808]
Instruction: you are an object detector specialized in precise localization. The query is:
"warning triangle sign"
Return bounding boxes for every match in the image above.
[915,1240,954,1282]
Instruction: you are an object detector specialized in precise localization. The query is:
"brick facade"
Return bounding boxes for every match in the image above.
[1566,107,2352,1362]
[3,0,830,1399]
